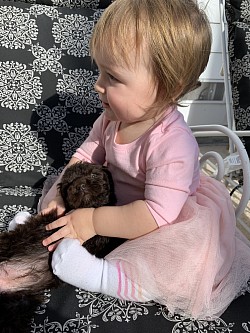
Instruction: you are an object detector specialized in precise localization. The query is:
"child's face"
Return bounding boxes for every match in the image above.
[94,47,157,124]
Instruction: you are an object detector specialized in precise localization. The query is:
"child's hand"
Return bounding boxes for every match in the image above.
[41,194,66,216]
[42,208,96,251]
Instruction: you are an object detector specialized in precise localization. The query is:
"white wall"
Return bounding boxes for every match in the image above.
[178,0,230,126]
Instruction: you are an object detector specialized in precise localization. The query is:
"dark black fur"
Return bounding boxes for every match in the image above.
[58,162,125,258]
[0,162,125,333]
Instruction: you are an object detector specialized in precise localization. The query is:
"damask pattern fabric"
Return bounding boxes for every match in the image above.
[0,1,102,189]
[2,0,113,9]
[225,0,250,156]
[1,0,250,332]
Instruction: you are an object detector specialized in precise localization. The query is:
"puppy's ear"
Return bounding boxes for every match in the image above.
[0,293,42,333]
[57,162,84,205]
[101,167,117,205]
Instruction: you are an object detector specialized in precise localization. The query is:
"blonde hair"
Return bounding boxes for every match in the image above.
[90,0,212,112]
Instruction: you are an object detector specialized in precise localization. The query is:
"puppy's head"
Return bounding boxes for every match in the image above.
[58,162,116,210]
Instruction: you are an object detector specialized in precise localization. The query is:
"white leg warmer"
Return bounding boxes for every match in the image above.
[52,238,151,302]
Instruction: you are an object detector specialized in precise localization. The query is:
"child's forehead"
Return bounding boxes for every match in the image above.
[93,47,132,69]
[92,37,149,71]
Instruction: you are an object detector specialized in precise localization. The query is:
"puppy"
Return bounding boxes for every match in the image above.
[0,162,125,333]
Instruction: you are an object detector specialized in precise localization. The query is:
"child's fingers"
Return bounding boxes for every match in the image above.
[43,226,68,246]
[43,222,69,247]
[40,206,65,217]
[48,241,60,252]
[39,207,52,215]
[42,231,63,247]
[46,217,66,231]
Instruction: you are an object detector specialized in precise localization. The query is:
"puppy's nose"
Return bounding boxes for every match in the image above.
[79,184,86,193]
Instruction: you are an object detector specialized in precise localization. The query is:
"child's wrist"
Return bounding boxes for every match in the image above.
[92,208,97,235]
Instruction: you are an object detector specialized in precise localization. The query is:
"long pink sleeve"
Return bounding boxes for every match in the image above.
[144,126,199,225]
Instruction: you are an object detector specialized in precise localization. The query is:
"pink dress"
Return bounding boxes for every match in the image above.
[40,108,250,319]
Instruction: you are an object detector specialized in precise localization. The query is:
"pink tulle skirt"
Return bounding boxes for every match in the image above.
[39,173,250,319]
[106,175,250,318]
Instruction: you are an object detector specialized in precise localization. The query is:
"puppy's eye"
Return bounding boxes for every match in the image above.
[91,173,97,179]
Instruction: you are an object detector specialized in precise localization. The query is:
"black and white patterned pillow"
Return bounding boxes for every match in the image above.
[1,0,113,9]
[225,0,250,156]
[0,0,104,188]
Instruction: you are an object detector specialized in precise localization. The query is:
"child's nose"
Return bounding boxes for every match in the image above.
[94,76,105,94]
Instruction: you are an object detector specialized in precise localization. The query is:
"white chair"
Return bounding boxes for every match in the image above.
[191,125,250,223]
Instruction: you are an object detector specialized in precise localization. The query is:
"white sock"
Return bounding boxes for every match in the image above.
[8,211,31,231]
[52,238,151,302]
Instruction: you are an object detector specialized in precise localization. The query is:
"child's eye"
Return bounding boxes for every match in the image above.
[108,73,119,82]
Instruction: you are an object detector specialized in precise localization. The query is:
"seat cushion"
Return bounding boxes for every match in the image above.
[0,0,102,187]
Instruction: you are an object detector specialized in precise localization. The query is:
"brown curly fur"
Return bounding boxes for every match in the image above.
[0,162,125,333]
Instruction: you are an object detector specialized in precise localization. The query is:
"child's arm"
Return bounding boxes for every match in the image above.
[93,200,158,238]
[42,200,158,251]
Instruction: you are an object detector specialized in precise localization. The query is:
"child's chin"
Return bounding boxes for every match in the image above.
[103,109,117,121]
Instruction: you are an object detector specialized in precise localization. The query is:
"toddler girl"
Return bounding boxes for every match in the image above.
[41,0,250,319]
